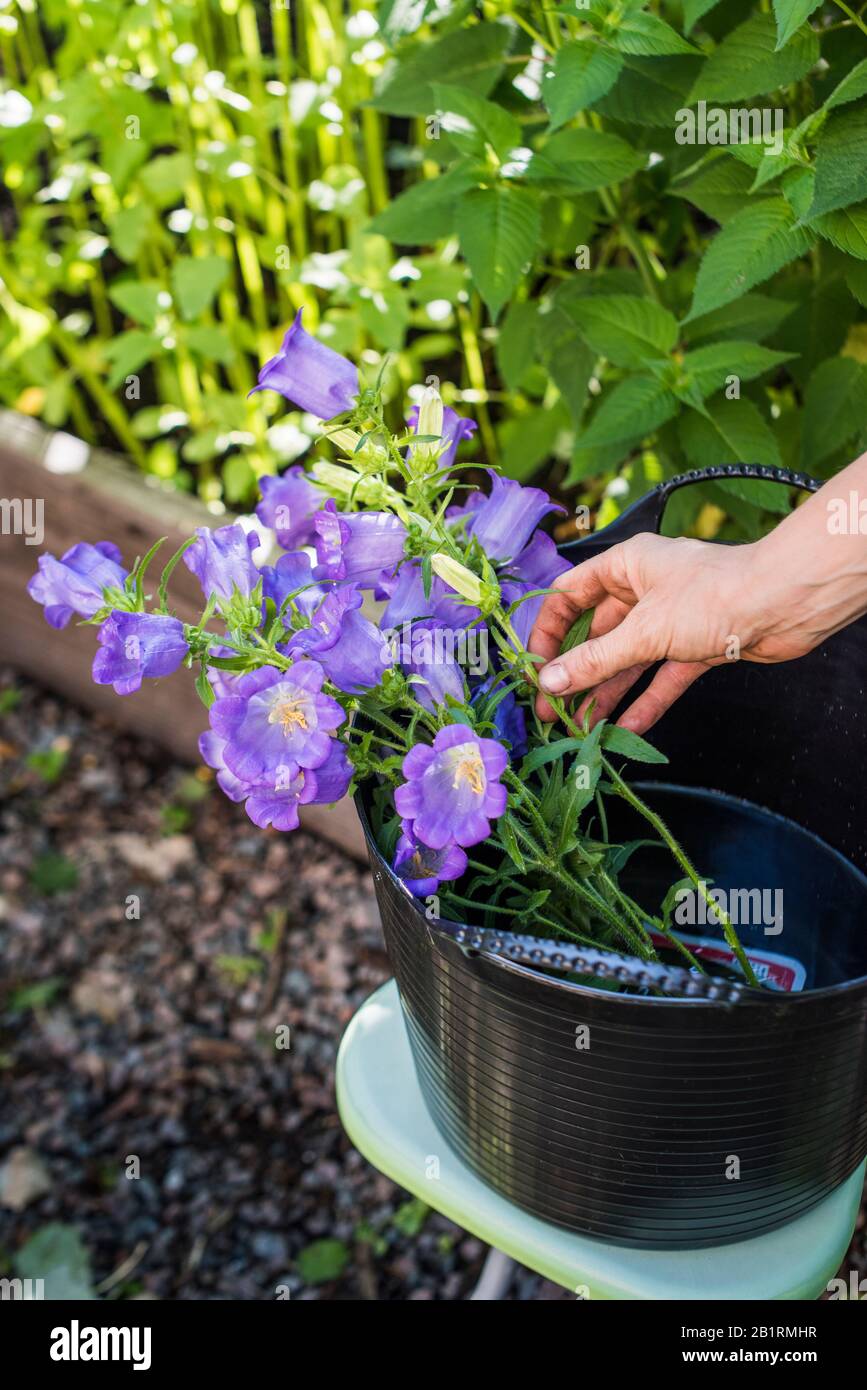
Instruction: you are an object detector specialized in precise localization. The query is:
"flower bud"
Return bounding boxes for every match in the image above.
[430,552,499,615]
[416,385,444,445]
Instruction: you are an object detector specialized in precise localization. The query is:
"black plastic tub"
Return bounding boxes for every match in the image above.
[357,465,867,1249]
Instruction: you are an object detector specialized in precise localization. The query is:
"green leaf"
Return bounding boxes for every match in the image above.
[521,737,586,776]
[185,325,236,365]
[496,299,538,391]
[772,0,822,52]
[430,83,520,159]
[455,183,540,318]
[562,607,595,654]
[103,331,161,390]
[823,57,867,112]
[800,357,867,467]
[500,401,568,482]
[499,814,526,872]
[685,199,814,320]
[592,55,702,126]
[564,294,679,367]
[297,1238,349,1285]
[806,106,867,220]
[138,152,194,203]
[170,256,229,321]
[543,41,623,130]
[196,668,216,709]
[681,293,796,346]
[577,375,679,448]
[683,0,723,34]
[670,155,757,224]
[107,279,164,329]
[368,161,480,242]
[845,259,867,308]
[107,204,153,263]
[527,127,644,193]
[681,341,796,398]
[687,13,819,104]
[29,852,79,896]
[678,397,786,487]
[371,21,511,116]
[811,202,867,259]
[15,1223,96,1301]
[610,10,698,57]
[602,725,669,763]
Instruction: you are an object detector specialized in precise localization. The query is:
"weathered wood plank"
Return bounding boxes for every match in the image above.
[0,415,367,860]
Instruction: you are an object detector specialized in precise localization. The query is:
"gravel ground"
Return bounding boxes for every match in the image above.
[0,670,864,1302]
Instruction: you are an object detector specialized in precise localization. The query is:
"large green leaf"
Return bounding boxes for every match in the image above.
[823,57,867,113]
[527,127,644,193]
[609,10,698,57]
[800,357,867,467]
[107,205,153,264]
[371,21,511,116]
[670,156,757,224]
[170,256,229,322]
[430,84,520,160]
[688,13,819,104]
[564,294,679,367]
[678,398,787,495]
[496,299,538,392]
[772,0,823,52]
[812,203,867,259]
[577,375,679,448]
[543,41,623,130]
[806,106,867,219]
[683,0,723,34]
[107,279,163,329]
[592,55,702,127]
[685,199,814,320]
[369,161,480,243]
[681,341,796,398]
[455,184,541,318]
[681,293,796,345]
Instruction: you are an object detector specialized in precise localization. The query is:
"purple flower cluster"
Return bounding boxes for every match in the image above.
[27,311,571,872]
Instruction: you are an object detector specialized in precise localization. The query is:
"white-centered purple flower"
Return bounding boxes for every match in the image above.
[394,725,508,850]
[466,472,564,563]
[407,402,477,472]
[256,468,324,550]
[393,824,468,896]
[92,612,189,695]
[27,541,127,628]
[250,308,359,421]
[199,728,352,832]
[209,662,344,785]
[313,499,407,590]
[183,524,261,602]
[287,584,393,693]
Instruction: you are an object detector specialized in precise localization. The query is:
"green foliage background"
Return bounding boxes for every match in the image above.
[1,0,866,537]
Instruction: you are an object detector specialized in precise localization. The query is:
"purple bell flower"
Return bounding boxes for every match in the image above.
[209,662,344,785]
[256,468,324,550]
[27,541,127,629]
[92,612,189,696]
[393,825,468,896]
[200,728,352,831]
[467,472,564,563]
[394,725,508,850]
[381,559,479,630]
[260,550,325,623]
[471,677,528,759]
[313,500,407,590]
[397,620,466,713]
[250,308,359,421]
[183,524,261,602]
[288,585,393,694]
[506,528,571,587]
[407,403,477,472]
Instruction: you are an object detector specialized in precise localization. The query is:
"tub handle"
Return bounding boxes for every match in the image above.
[564,463,821,554]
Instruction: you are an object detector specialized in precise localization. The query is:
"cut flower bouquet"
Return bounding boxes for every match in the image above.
[28,311,758,986]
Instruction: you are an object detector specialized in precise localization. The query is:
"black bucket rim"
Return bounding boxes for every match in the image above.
[355,779,867,1006]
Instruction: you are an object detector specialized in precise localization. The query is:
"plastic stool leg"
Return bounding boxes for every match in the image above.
[468,1248,516,1300]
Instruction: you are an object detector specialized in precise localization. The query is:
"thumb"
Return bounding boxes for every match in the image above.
[538,614,659,700]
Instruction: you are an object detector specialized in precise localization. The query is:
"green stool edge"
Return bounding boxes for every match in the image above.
[336,979,865,1301]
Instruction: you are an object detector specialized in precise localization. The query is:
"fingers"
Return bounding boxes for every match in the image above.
[616,661,707,735]
[577,662,651,727]
[528,549,635,667]
[537,611,658,704]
